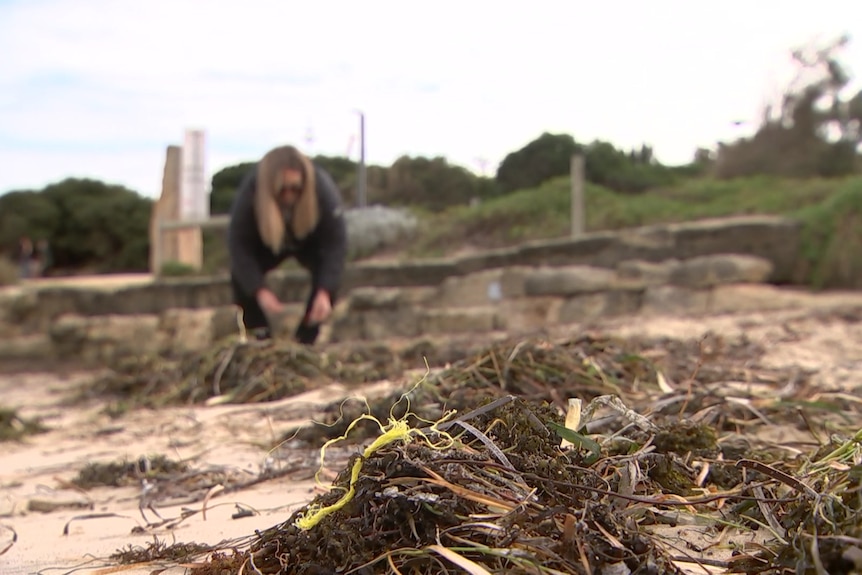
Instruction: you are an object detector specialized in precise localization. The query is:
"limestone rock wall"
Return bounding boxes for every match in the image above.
[0,215,810,368]
[329,253,778,342]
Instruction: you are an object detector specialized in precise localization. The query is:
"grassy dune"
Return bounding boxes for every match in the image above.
[406,175,862,289]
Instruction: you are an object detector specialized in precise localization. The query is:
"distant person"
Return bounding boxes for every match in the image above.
[17,236,33,279]
[227,145,348,345]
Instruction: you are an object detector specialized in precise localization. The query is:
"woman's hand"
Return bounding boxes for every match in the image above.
[256,288,285,316]
[306,289,332,325]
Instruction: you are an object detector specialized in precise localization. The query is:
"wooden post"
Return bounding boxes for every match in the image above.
[570,154,585,237]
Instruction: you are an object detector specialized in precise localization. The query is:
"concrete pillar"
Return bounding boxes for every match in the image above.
[149,145,203,274]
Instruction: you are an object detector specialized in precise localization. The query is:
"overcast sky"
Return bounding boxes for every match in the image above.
[1,0,860,199]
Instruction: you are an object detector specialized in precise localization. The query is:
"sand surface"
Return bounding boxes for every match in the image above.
[2,293,862,575]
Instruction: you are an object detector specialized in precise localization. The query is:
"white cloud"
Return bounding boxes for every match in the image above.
[0,0,860,198]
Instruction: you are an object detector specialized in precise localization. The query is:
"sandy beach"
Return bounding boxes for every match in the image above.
[2,294,862,575]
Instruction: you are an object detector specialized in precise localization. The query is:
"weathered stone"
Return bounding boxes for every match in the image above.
[159,308,215,354]
[493,297,559,333]
[0,215,814,364]
[0,334,53,361]
[349,287,407,311]
[525,266,617,296]
[618,226,675,251]
[420,307,501,334]
[0,290,39,333]
[641,286,711,316]
[0,291,21,338]
[667,215,800,282]
[211,305,242,341]
[49,313,163,365]
[499,266,532,298]
[515,233,620,267]
[30,277,233,318]
[455,246,519,275]
[344,260,458,289]
[558,289,643,324]
[670,254,774,288]
[48,314,89,359]
[616,259,681,287]
[434,269,505,308]
[708,284,816,314]
[369,308,423,340]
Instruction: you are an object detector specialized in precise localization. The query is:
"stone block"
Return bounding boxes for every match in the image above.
[641,286,711,316]
[159,308,215,354]
[667,215,800,282]
[515,233,619,267]
[0,334,53,361]
[434,269,504,308]
[49,313,163,365]
[500,266,533,298]
[616,259,681,287]
[494,297,560,333]
[525,266,617,296]
[670,254,774,288]
[420,307,500,335]
[349,287,406,311]
[708,284,813,314]
[558,289,643,324]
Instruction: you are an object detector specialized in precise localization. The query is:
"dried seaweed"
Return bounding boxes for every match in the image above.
[72,454,189,489]
[191,392,862,574]
[207,397,685,574]
[286,332,838,452]
[69,337,477,413]
[110,537,215,564]
[0,405,48,441]
[65,330,862,574]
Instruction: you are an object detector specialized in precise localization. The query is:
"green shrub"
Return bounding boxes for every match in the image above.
[795,180,862,289]
[160,261,199,277]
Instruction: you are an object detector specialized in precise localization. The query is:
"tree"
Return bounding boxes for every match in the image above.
[715,35,861,179]
[0,191,61,255]
[495,133,581,193]
[210,162,255,214]
[584,141,677,194]
[39,178,152,272]
[385,156,493,211]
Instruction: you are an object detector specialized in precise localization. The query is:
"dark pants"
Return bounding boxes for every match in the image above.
[230,275,334,345]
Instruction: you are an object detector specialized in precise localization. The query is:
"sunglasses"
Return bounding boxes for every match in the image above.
[278,183,303,195]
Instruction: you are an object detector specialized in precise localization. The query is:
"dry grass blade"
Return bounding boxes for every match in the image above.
[452,420,516,471]
[412,465,518,514]
[428,545,493,575]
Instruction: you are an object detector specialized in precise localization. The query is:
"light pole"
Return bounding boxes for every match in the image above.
[354,110,367,208]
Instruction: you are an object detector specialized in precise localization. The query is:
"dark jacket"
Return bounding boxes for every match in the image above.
[227,163,347,299]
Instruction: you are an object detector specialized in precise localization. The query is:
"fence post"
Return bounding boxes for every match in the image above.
[570,154,585,237]
[153,216,163,277]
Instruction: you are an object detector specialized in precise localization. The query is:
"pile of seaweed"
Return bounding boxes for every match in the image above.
[68,331,862,574]
[184,392,862,574]
[287,332,845,450]
[71,336,474,410]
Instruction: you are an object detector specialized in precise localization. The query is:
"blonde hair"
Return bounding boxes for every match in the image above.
[254,146,319,254]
